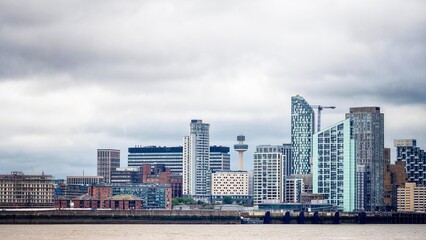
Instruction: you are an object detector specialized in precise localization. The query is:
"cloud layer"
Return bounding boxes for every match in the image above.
[1,0,426,177]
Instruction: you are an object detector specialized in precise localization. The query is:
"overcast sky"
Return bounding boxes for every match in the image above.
[1,0,425,178]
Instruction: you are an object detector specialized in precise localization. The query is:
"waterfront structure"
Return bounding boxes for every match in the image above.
[394,139,426,186]
[211,171,250,203]
[209,146,231,172]
[66,176,104,185]
[397,182,426,212]
[183,119,210,198]
[128,146,183,174]
[72,194,100,208]
[104,195,143,210]
[253,145,284,205]
[0,171,55,208]
[291,95,315,175]
[97,149,120,184]
[313,119,356,212]
[112,183,172,209]
[111,167,142,184]
[234,135,248,171]
[346,107,384,211]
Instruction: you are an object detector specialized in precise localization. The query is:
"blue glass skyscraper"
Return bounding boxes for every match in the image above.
[291,95,315,175]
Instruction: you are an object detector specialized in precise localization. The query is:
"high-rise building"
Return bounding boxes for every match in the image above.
[394,139,426,186]
[346,107,384,211]
[97,149,120,184]
[313,119,356,212]
[182,120,210,198]
[128,146,183,174]
[253,145,284,205]
[209,146,231,172]
[291,95,315,175]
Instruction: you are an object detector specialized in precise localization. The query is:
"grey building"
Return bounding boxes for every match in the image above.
[394,139,425,186]
[291,95,315,175]
[346,107,384,211]
[97,149,120,184]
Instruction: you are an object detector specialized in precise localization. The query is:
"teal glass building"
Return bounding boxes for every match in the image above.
[313,119,356,212]
[291,95,315,174]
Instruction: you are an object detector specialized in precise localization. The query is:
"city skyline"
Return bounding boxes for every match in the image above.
[1,1,426,178]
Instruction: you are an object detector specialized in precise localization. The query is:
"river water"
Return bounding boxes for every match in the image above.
[2,224,426,240]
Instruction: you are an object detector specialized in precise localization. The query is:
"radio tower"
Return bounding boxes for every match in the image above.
[234,135,248,170]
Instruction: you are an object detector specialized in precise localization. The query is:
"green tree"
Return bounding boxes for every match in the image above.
[223,196,233,204]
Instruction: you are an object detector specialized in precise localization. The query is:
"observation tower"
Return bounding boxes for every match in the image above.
[234,135,248,170]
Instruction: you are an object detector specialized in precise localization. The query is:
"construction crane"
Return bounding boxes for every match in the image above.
[310,105,336,132]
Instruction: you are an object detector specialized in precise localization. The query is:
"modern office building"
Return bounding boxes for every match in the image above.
[394,139,426,186]
[111,167,142,184]
[128,146,183,174]
[211,171,250,203]
[0,171,55,208]
[183,120,210,198]
[397,182,426,212]
[313,119,356,212]
[346,107,384,211]
[66,176,104,185]
[291,95,315,175]
[97,149,120,184]
[209,146,231,172]
[253,145,284,205]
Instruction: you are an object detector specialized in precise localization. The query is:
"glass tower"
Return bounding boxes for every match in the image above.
[313,119,356,212]
[346,107,384,211]
[291,95,315,175]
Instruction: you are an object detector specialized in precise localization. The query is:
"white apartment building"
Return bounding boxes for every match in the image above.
[211,171,249,196]
[253,145,284,205]
[182,120,210,198]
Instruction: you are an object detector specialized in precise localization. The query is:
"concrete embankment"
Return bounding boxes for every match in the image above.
[0,210,241,224]
[243,211,426,224]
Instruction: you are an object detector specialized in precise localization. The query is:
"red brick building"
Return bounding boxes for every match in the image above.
[142,164,182,198]
[72,194,100,208]
[104,195,143,210]
[89,185,113,208]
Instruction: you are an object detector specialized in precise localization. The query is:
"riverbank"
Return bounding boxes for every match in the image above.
[1,210,426,224]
